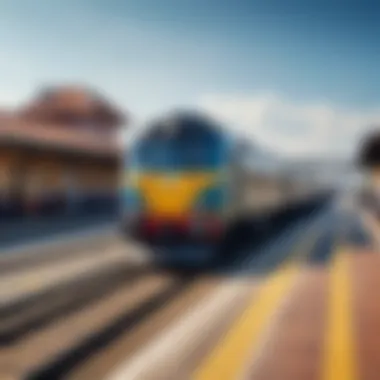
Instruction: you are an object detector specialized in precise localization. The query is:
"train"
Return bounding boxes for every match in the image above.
[120,110,325,256]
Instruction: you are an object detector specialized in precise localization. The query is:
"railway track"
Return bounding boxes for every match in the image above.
[0,196,341,380]
[0,241,201,379]
[0,223,250,380]
[0,229,122,276]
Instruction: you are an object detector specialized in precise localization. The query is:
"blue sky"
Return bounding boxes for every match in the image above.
[0,0,379,156]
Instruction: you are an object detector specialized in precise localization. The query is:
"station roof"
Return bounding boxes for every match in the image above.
[0,112,120,159]
[20,85,127,128]
[0,85,127,159]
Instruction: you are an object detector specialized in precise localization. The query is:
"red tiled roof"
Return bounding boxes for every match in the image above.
[0,115,121,158]
[21,85,127,127]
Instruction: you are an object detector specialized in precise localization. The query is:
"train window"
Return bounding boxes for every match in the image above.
[133,114,225,171]
[134,131,222,170]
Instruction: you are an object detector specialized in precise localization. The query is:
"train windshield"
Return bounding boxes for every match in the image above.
[134,121,223,171]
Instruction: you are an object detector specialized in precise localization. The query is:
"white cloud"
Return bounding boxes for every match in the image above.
[198,93,380,159]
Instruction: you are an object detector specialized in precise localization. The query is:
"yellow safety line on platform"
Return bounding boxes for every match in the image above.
[192,264,299,380]
[322,251,356,380]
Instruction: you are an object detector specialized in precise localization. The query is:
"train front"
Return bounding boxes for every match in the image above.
[121,112,229,247]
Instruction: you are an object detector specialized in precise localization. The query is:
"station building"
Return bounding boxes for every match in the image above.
[0,85,127,219]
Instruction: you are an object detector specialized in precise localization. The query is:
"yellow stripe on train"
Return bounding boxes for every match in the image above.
[125,171,218,218]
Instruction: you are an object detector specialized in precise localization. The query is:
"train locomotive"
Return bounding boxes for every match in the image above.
[120,110,318,250]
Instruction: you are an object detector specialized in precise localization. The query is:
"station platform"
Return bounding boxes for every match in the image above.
[192,249,376,380]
